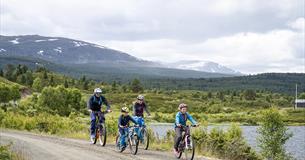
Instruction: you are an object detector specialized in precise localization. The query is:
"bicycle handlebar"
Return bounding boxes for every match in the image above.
[178,124,199,128]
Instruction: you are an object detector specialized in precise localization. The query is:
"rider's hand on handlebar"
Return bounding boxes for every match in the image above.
[177,123,182,127]
[106,109,112,113]
[119,125,127,128]
[88,109,92,113]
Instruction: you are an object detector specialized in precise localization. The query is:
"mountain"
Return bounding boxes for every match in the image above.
[0,35,157,67]
[165,60,242,75]
[0,35,236,81]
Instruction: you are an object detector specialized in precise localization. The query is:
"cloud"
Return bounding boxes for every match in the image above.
[0,0,304,73]
[103,18,305,74]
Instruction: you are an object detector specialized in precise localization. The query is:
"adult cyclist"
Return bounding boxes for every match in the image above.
[87,88,112,143]
[132,95,151,140]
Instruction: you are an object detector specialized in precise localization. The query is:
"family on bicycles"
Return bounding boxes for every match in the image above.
[87,87,199,158]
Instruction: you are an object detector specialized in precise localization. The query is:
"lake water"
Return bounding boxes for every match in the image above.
[149,123,305,160]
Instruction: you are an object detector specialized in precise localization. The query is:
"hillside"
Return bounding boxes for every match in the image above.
[142,73,305,95]
[0,35,236,80]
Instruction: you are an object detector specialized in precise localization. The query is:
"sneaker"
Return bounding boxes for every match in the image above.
[121,144,127,151]
[90,136,95,144]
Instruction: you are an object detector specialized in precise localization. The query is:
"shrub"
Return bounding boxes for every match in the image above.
[257,108,294,160]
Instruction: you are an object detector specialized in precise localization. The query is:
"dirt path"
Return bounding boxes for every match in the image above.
[0,130,215,160]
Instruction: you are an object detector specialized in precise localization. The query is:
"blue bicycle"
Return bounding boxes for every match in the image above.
[133,116,150,150]
[115,125,139,155]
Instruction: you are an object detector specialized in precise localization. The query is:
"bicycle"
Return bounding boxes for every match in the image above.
[175,124,198,160]
[90,111,108,146]
[133,116,150,150]
[115,125,139,155]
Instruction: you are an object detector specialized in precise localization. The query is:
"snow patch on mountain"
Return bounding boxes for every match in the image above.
[10,38,19,44]
[48,39,58,41]
[53,47,62,53]
[0,48,6,52]
[166,60,242,75]
[92,44,106,49]
[73,41,88,47]
[37,50,44,56]
[35,39,47,42]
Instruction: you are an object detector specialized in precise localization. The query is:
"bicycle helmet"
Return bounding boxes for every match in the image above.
[178,103,188,110]
[94,88,102,94]
[137,95,144,100]
[121,107,129,113]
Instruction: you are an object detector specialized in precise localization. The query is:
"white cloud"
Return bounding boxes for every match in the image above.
[103,22,304,74]
[288,17,305,30]
[1,0,304,73]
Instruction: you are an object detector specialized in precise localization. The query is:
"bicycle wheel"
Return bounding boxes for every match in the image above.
[183,136,195,160]
[99,124,107,146]
[139,128,149,150]
[175,139,184,159]
[115,135,124,152]
[129,134,139,155]
[92,126,99,144]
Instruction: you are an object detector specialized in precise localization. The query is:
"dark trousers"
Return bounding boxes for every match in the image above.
[90,111,105,136]
[174,126,190,150]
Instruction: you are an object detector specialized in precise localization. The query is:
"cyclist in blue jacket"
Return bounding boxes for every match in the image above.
[173,103,198,154]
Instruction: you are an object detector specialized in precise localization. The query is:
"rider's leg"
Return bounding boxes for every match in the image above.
[185,126,191,147]
[133,116,140,135]
[138,117,145,140]
[119,128,126,146]
[90,112,96,138]
[174,127,183,151]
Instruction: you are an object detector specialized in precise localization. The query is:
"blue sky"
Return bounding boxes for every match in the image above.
[1,0,304,74]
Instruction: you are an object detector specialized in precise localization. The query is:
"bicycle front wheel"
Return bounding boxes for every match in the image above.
[183,136,195,160]
[129,134,139,155]
[99,124,107,146]
[139,128,149,150]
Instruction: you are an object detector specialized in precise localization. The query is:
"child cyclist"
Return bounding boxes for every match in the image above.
[174,103,199,154]
[118,107,138,150]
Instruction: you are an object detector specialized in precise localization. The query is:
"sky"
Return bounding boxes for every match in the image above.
[0,0,304,74]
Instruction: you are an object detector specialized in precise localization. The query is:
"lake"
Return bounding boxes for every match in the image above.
[149,123,305,160]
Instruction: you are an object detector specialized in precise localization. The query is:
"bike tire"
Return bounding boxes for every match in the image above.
[184,136,195,160]
[99,125,107,146]
[93,128,99,144]
[115,135,124,152]
[129,134,139,155]
[141,128,149,150]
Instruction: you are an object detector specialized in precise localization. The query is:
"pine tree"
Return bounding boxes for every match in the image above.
[130,78,143,93]
[20,75,26,84]
[25,71,34,86]
[49,75,55,86]
[0,69,3,77]
[64,79,69,88]
[43,71,48,79]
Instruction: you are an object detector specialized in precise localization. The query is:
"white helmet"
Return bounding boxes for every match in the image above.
[178,103,188,110]
[137,95,144,100]
[94,88,102,94]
